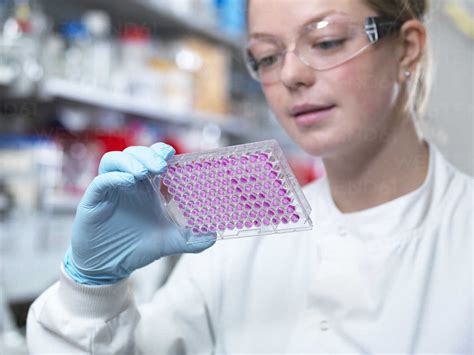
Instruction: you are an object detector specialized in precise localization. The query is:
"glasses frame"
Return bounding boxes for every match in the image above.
[244,16,404,84]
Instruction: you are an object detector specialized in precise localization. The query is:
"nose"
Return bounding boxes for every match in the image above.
[279,51,316,89]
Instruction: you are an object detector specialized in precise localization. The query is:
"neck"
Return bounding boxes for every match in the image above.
[322,115,429,213]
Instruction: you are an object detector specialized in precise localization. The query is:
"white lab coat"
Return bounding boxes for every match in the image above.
[27,141,473,354]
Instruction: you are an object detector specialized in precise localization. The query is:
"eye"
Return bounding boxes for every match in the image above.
[256,54,280,69]
[313,38,346,50]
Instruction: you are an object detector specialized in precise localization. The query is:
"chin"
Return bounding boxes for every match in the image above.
[285,123,348,158]
[287,130,328,157]
[299,140,331,157]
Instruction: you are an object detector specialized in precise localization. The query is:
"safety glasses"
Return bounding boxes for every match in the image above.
[244,16,403,84]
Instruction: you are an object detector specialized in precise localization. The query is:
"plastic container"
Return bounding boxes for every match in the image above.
[213,0,246,37]
[149,139,313,243]
[60,20,89,82]
[82,10,113,87]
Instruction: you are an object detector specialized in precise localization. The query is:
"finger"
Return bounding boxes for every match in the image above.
[183,233,217,254]
[150,142,176,161]
[123,146,167,175]
[98,151,148,179]
[80,172,135,207]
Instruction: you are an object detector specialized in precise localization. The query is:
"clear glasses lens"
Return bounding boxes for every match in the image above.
[245,40,283,82]
[245,20,372,84]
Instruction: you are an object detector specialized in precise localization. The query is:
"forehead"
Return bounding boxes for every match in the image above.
[248,0,376,39]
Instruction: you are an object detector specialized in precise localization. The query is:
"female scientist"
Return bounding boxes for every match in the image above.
[27,0,473,353]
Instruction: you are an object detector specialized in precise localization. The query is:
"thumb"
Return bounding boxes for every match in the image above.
[183,233,218,254]
[80,172,135,208]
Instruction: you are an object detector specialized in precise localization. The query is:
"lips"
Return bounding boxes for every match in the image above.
[290,103,336,117]
[290,103,336,127]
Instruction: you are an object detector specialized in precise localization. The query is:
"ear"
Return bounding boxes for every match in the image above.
[397,19,427,81]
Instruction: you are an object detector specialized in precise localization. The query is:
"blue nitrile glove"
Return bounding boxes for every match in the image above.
[63,142,216,285]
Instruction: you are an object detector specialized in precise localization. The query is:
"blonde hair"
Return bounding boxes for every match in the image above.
[363,0,432,120]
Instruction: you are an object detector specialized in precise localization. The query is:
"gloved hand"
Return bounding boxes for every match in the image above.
[63,142,216,285]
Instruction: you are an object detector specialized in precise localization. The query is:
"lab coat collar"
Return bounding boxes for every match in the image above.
[312,140,448,244]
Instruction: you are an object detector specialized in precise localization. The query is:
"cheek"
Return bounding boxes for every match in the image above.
[261,85,290,128]
[334,57,400,125]
[262,84,284,113]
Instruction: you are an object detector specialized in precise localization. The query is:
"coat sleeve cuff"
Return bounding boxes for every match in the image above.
[58,263,133,319]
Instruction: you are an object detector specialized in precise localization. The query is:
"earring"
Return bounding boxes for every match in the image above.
[404,71,411,78]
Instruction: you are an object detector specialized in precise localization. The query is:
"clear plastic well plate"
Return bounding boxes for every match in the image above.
[149,140,313,243]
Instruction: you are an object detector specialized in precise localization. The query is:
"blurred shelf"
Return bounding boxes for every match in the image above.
[44,0,245,54]
[141,1,245,52]
[41,192,81,213]
[1,210,73,301]
[40,78,253,137]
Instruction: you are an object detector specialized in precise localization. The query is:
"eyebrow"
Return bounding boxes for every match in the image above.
[249,10,349,40]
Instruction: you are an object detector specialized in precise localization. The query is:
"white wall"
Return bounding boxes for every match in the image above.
[423,0,473,176]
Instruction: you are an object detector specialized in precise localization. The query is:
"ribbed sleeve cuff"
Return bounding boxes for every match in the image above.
[58,263,133,319]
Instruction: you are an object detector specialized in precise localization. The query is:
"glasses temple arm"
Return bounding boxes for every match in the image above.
[365,16,404,43]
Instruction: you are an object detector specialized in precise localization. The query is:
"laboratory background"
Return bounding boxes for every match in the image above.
[0,0,472,353]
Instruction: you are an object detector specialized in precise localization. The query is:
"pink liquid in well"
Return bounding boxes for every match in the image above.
[162,152,301,235]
